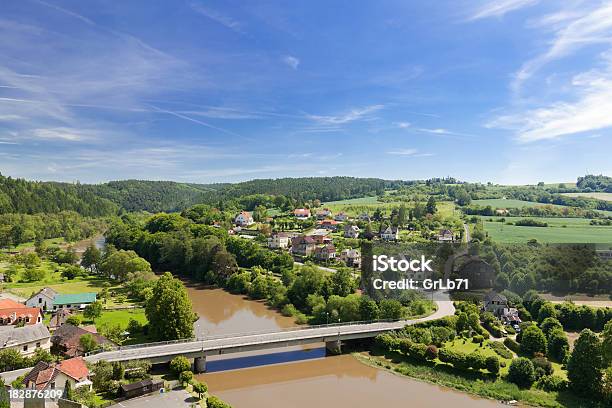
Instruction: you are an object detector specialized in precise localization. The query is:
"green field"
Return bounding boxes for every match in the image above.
[471,199,565,209]
[479,216,612,243]
[561,192,612,202]
[323,197,457,218]
[323,196,381,206]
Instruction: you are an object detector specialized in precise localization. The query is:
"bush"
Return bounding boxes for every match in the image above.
[485,355,500,375]
[472,335,484,345]
[281,303,298,317]
[531,356,553,378]
[169,356,191,376]
[547,329,569,362]
[534,375,568,392]
[207,395,232,408]
[425,345,438,360]
[179,370,193,386]
[520,325,547,356]
[504,337,520,353]
[507,358,536,388]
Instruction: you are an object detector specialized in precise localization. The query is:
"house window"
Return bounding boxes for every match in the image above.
[23,345,28,351]
[36,342,41,348]
[38,298,42,303]
[50,382,55,389]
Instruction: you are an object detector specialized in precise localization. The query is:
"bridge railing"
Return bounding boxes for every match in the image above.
[84,317,408,357]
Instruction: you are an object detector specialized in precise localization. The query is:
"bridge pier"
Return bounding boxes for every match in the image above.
[194,356,207,373]
[325,340,341,355]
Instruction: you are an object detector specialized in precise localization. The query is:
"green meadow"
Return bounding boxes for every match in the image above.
[479,216,612,243]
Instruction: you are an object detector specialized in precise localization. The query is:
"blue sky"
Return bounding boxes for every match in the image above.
[0,0,611,184]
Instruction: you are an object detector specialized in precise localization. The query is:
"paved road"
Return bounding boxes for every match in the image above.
[110,389,195,408]
[463,223,471,243]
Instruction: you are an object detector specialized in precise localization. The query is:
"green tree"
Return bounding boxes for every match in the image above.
[602,320,612,367]
[66,315,82,326]
[520,325,547,356]
[170,356,191,375]
[379,299,402,319]
[547,329,569,362]
[567,329,604,396]
[508,357,536,388]
[540,317,563,339]
[206,395,232,408]
[83,301,103,322]
[0,348,25,371]
[425,196,437,214]
[0,377,9,408]
[192,380,208,399]
[63,380,75,401]
[359,296,379,321]
[79,334,98,353]
[537,303,557,323]
[145,272,195,340]
[179,370,193,386]
[81,244,102,273]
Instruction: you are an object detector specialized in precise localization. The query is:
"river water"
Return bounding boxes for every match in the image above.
[187,284,501,408]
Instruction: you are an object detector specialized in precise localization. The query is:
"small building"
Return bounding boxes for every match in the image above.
[49,309,73,331]
[437,229,454,242]
[380,226,399,241]
[234,211,254,227]
[291,236,316,257]
[293,208,311,219]
[314,244,336,261]
[316,208,332,220]
[0,323,51,356]
[483,292,508,317]
[52,293,97,311]
[120,379,164,399]
[340,248,361,268]
[359,213,371,222]
[0,306,42,326]
[24,357,91,390]
[26,287,58,312]
[268,233,290,249]
[334,212,348,222]
[500,307,522,326]
[51,324,114,357]
[344,224,360,239]
[318,219,340,231]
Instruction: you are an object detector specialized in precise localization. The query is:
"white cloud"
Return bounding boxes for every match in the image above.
[283,55,300,70]
[469,0,538,20]
[394,121,411,128]
[190,2,243,33]
[386,148,433,157]
[307,105,384,125]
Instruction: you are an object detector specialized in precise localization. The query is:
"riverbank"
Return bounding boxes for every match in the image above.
[354,352,594,408]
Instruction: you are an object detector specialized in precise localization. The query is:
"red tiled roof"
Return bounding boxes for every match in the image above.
[0,299,26,309]
[294,209,310,216]
[59,357,89,380]
[0,307,41,325]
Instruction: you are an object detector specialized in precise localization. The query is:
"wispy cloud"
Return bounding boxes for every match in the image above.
[394,121,411,128]
[386,148,433,157]
[307,105,384,125]
[190,2,243,33]
[283,55,300,70]
[469,0,539,21]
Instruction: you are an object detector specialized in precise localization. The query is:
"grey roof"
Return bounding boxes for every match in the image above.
[29,287,58,301]
[0,323,50,347]
[484,291,507,303]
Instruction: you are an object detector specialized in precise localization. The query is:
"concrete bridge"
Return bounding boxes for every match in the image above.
[84,297,454,373]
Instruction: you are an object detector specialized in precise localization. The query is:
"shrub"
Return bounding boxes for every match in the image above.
[486,355,500,375]
[207,395,232,408]
[169,356,191,376]
[535,375,568,392]
[179,370,193,386]
[281,303,298,317]
[472,335,484,345]
[425,345,438,360]
[531,356,553,379]
[466,353,487,370]
[504,337,520,353]
[507,358,536,388]
[520,326,547,356]
[547,329,569,362]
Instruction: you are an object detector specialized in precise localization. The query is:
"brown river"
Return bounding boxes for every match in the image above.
[186,283,501,408]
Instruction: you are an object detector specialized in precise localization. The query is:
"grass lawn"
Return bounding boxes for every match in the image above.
[79,308,151,345]
[479,216,612,243]
[472,199,566,209]
[323,196,380,206]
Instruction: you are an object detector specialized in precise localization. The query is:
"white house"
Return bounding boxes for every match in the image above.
[268,233,290,249]
[26,287,57,312]
[234,211,254,226]
[340,248,361,268]
[0,323,51,357]
[380,226,399,241]
[294,208,311,219]
[344,224,360,239]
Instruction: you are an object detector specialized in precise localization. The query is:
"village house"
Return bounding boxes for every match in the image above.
[483,291,508,316]
[51,324,115,357]
[24,357,92,391]
[0,299,43,326]
[437,229,454,242]
[293,208,311,219]
[495,209,509,216]
[234,211,254,227]
[318,219,340,231]
[52,293,97,312]
[340,248,361,268]
[334,212,348,222]
[359,213,371,222]
[268,232,290,249]
[291,236,316,257]
[311,234,332,244]
[380,226,399,241]
[316,208,332,220]
[48,309,73,331]
[314,244,336,261]
[344,224,360,239]
[0,323,51,356]
[26,287,58,312]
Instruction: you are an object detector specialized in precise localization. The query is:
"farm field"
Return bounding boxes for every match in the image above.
[561,192,612,201]
[479,216,612,243]
[323,197,457,218]
[471,199,565,209]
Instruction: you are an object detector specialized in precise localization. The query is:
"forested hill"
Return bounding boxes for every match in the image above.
[0,174,117,216]
[197,177,402,203]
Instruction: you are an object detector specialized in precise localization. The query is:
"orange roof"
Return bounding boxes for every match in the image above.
[0,299,26,309]
[59,357,89,380]
[294,208,310,215]
[0,307,41,324]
